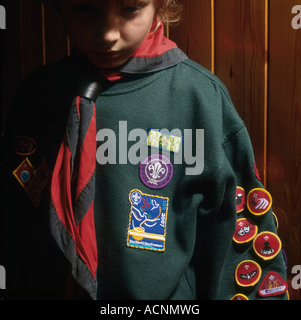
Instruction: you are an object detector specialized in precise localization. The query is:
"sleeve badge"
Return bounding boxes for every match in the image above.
[230,293,249,300]
[236,187,245,213]
[258,272,288,297]
[253,231,282,260]
[247,188,272,216]
[235,260,262,287]
[233,218,258,244]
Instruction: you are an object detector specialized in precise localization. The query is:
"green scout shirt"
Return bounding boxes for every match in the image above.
[1,56,288,300]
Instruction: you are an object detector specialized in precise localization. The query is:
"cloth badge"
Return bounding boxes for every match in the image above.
[233,218,258,244]
[235,260,262,287]
[127,189,169,252]
[14,136,37,156]
[146,129,182,153]
[253,231,282,260]
[258,272,288,297]
[139,154,173,189]
[247,188,272,216]
[236,187,245,213]
[13,157,49,207]
[230,293,249,300]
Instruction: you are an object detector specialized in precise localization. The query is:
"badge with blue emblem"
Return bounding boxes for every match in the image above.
[127,189,169,252]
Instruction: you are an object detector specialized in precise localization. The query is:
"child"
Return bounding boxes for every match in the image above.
[2,0,288,300]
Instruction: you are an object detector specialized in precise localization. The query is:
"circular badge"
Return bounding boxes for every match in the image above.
[247,188,272,216]
[14,136,37,156]
[235,260,262,287]
[233,218,258,244]
[230,293,249,300]
[253,231,282,260]
[139,155,173,189]
[236,187,245,213]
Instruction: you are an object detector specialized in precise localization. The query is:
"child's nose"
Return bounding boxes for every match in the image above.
[96,17,120,45]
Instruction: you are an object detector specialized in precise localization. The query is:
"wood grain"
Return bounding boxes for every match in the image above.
[268,0,301,300]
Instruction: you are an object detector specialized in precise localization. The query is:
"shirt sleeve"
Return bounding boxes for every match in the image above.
[194,77,288,300]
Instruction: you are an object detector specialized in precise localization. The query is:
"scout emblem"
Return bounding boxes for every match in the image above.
[236,187,245,213]
[14,136,37,156]
[230,293,249,300]
[258,272,288,297]
[127,189,169,251]
[146,129,182,153]
[139,154,173,189]
[233,218,258,244]
[253,231,282,260]
[235,260,262,287]
[247,188,272,216]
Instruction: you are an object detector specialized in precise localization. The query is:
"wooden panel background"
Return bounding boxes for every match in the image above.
[1,0,300,300]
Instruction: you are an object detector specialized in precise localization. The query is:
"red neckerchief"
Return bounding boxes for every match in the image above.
[49,20,187,300]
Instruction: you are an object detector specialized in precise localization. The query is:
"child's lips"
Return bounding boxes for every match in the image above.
[91,50,120,58]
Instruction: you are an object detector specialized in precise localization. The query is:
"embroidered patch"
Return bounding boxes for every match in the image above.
[235,260,262,287]
[253,231,282,260]
[230,293,249,300]
[13,158,36,189]
[13,157,49,207]
[139,155,173,189]
[247,188,272,216]
[236,187,245,213]
[14,136,37,156]
[258,272,288,297]
[233,218,258,244]
[127,189,169,251]
[146,129,182,153]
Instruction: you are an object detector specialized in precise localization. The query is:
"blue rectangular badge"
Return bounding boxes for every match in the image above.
[127,189,169,251]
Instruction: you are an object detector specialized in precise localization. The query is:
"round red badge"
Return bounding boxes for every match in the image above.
[247,188,272,216]
[231,293,249,300]
[233,218,258,244]
[253,231,282,260]
[236,187,245,213]
[235,260,262,287]
[258,272,288,297]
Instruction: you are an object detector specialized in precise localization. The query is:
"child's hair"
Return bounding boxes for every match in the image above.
[42,0,183,25]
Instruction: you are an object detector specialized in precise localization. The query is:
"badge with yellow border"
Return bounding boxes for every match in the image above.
[247,188,272,216]
[230,293,249,300]
[127,189,169,252]
[253,231,282,260]
[235,260,262,287]
[236,187,245,213]
[233,218,258,244]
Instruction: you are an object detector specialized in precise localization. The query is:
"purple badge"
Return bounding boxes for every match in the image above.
[139,155,173,189]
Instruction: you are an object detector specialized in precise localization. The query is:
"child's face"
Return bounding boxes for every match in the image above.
[60,0,158,69]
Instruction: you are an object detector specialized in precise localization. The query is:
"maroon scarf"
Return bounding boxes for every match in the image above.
[49,21,187,300]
